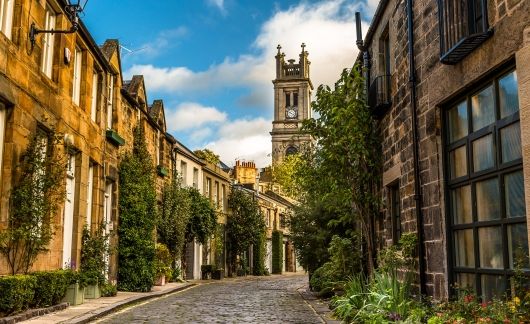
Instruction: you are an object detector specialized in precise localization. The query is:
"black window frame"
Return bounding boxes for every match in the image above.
[443,66,529,300]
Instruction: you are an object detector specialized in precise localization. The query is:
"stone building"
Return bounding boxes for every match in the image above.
[232,160,296,273]
[270,44,313,163]
[358,0,530,300]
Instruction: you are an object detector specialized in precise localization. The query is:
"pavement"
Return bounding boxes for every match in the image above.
[21,273,338,324]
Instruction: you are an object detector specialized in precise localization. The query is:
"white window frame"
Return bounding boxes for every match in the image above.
[72,47,82,106]
[206,178,211,198]
[86,164,93,230]
[0,0,14,40]
[106,74,114,129]
[0,103,6,187]
[90,72,98,122]
[180,161,187,185]
[41,5,56,78]
[214,181,219,207]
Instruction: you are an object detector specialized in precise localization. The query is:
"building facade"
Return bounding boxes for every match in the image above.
[270,44,313,163]
[360,0,530,300]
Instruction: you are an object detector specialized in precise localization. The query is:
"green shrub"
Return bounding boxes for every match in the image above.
[100,283,117,297]
[0,275,36,316]
[31,269,73,307]
[154,243,172,281]
[309,263,339,294]
[171,266,181,282]
[80,224,109,286]
[271,231,283,274]
[252,232,267,276]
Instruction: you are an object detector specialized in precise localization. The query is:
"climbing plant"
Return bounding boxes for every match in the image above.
[184,187,217,245]
[0,129,65,275]
[271,230,283,274]
[80,223,110,285]
[117,126,157,292]
[252,231,267,276]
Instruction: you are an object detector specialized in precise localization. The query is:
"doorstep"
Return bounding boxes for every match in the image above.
[20,282,195,324]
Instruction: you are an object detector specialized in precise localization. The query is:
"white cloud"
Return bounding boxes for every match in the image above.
[190,127,213,142]
[206,0,226,15]
[125,0,370,109]
[166,102,227,132]
[204,118,272,167]
[122,27,188,59]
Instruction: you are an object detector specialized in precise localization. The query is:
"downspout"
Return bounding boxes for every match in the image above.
[406,0,427,297]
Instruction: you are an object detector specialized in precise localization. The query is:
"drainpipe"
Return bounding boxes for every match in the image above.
[406,0,427,297]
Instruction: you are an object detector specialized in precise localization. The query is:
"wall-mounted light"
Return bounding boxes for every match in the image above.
[29,0,89,50]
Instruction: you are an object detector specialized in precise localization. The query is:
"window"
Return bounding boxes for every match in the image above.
[41,5,56,78]
[285,93,290,107]
[438,0,491,64]
[389,183,401,245]
[214,181,219,207]
[206,178,211,198]
[193,168,199,189]
[266,209,271,227]
[158,135,164,167]
[0,0,14,40]
[286,146,298,156]
[221,185,225,211]
[293,92,298,107]
[446,69,528,301]
[106,74,114,129]
[0,103,5,186]
[90,73,99,122]
[86,163,94,230]
[180,161,187,185]
[72,47,82,106]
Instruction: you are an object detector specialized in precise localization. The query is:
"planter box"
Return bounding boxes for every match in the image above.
[212,269,224,280]
[106,129,125,146]
[155,275,166,286]
[157,165,169,177]
[84,284,101,299]
[62,283,85,306]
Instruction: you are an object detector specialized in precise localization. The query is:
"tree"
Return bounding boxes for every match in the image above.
[193,149,220,165]
[226,188,265,274]
[0,130,65,274]
[117,127,157,292]
[287,66,381,275]
[184,187,217,245]
[157,178,191,268]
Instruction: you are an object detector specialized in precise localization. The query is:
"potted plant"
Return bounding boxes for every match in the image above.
[201,265,214,280]
[82,270,102,299]
[79,225,109,299]
[154,243,172,286]
[212,268,224,280]
[61,271,86,306]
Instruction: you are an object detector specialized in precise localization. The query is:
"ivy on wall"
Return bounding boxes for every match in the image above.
[252,232,267,275]
[272,230,283,274]
[117,127,157,292]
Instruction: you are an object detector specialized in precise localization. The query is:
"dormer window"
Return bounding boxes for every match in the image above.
[438,0,492,64]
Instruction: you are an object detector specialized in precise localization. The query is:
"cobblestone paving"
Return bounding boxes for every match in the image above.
[97,274,323,324]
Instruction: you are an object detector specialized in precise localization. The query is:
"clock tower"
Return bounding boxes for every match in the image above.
[270,43,313,163]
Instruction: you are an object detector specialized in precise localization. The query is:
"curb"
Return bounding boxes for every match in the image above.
[61,283,196,324]
[0,303,69,324]
[297,287,341,324]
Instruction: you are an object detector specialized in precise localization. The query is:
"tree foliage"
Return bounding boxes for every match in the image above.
[0,130,65,274]
[80,223,110,285]
[287,66,381,275]
[185,187,217,245]
[226,188,265,273]
[157,178,191,262]
[193,149,220,165]
[117,127,157,292]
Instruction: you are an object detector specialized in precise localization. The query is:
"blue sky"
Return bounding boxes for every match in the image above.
[83,0,376,167]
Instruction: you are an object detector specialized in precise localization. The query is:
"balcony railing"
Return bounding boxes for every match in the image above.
[438,0,492,64]
[368,74,392,119]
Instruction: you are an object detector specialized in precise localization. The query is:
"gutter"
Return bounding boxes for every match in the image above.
[406,0,427,297]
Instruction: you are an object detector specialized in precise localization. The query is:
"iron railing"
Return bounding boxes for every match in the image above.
[368,74,392,118]
[438,0,492,64]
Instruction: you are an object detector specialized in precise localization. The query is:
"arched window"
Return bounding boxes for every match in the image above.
[285,146,298,156]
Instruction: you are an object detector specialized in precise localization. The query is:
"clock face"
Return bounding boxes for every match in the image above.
[286,108,297,119]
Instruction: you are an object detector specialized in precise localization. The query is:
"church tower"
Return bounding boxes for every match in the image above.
[270,43,313,163]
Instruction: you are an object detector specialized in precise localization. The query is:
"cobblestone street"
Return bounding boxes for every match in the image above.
[96,274,324,324]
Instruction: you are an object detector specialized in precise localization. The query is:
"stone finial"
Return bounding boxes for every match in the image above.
[277,44,282,54]
[301,42,306,52]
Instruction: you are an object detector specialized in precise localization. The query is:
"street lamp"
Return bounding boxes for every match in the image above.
[29,0,89,50]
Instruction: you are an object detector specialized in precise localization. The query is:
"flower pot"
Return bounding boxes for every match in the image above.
[62,283,85,306]
[84,283,101,299]
[212,269,224,280]
[155,274,166,286]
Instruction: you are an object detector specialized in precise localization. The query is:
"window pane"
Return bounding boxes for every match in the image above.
[499,71,519,119]
[479,226,503,269]
[481,274,506,301]
[456,273,476,294]
[500,122,522,163]
[473,135,494,172]
[450,145,467,179]
[454,229,475,267]
[476,178,500,221]
[448,101,468,143]
[472,86,495,131]
[505,171,525,218]
[452,185,472,224]
[508,223,529,269]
